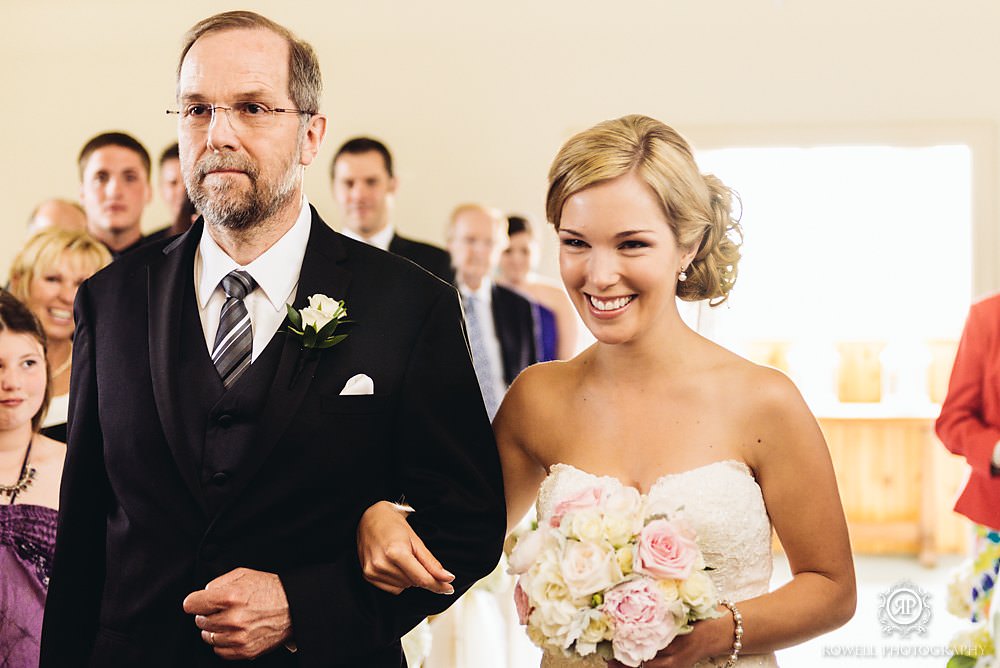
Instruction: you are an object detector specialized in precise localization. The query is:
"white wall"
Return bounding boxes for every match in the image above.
[2,0,998,294]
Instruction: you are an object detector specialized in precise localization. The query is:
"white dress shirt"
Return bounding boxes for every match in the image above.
[458,278,508,400]
[340,224,395,251]
[195,197,312,361]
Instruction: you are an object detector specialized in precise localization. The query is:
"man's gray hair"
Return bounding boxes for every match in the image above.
[177,11,322,114]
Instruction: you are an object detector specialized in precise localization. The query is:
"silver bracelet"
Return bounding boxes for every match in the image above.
[717,599,743,667]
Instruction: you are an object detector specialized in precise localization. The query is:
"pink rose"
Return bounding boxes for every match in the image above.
[513,578,532,625]
[635,518,699,580]
[602,578,679,666]
[549,486,606,528]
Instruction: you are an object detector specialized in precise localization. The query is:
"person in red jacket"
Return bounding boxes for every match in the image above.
[936,292,1000,621]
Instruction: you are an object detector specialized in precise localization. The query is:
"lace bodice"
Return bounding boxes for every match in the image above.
[536,460,778,668]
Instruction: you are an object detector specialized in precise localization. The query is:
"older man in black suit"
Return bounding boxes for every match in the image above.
[40,11,504,668]
[331,137,453,283]
[447,204,538,420]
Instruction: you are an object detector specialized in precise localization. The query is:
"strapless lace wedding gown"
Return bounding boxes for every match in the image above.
[537,460,779,668]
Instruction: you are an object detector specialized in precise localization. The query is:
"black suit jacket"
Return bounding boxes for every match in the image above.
[490,284,538,385]
[387,233,453,284]
[40,209,506,668]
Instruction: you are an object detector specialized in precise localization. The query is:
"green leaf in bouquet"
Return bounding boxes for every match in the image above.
[315,318,340,341]
[286,304,303,330]
[316,334,348,349]
[947,655,978,668]
[303,328,318,349]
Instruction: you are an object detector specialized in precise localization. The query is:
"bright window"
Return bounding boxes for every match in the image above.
[692,144,973,405]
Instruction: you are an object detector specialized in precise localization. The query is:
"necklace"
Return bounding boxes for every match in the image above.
[0,438,36,504]
[51,347,73,378]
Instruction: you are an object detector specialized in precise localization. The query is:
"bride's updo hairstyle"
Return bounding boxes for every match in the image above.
[546,114,742,306]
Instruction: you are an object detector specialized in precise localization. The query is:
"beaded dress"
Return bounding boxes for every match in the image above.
[535,460,779,668]
[0,504,58,667]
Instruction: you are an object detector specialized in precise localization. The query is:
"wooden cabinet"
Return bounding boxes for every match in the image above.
[815,404,969,565]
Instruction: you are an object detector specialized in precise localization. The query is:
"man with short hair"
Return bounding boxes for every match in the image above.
[77,131,153,257]
[447,203,538,419]
[331,137,453,282]
[159,141,186,220]
[26,198,88,234]
[41,11,504,668]
[146,142,195,243]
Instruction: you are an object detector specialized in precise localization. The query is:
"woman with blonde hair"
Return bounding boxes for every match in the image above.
[8,229,111,441]
[357,115,855,667]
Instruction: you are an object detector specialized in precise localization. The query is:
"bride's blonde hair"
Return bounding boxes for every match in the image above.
[546,114,742,306]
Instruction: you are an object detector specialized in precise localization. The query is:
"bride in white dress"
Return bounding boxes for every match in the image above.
[357,114,856,667]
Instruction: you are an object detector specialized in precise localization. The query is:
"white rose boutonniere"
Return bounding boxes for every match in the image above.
[286,294,352,349]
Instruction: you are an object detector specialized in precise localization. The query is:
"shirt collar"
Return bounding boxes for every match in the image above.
[458,277,493,305]
[340,223,395,251]
[197,195,313,311]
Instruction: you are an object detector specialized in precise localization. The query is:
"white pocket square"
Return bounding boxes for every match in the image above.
[339,373,374,395]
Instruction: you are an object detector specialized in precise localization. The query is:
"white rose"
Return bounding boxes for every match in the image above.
[679,570,720,620]
[605,486,643,517]
[577,607,613,647]
[562,508,605,543]
[508,529,548,575]
[559,540,623,599]
[526,552,571,608]
[300,306,333,330]
[308,293,340,313]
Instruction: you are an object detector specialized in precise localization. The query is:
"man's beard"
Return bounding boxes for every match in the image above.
[186,150,300,231]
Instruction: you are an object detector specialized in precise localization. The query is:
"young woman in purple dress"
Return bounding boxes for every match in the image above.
[0,291,64,667]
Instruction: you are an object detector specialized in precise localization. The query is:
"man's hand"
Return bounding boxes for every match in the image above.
[182,567,293,660]
[357,501,455,595]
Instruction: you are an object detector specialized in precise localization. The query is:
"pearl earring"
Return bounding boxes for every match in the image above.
[678,267,688,282]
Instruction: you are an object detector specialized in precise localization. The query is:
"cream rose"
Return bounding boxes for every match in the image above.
[563,508,605,543]
[559,540,623,599]
[679,570,720,619]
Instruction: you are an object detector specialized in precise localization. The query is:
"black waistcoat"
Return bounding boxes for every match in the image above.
[176,274,285,517]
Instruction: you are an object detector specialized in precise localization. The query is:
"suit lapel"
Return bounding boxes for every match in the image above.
[219,210,352,506]
[148,223,211,516]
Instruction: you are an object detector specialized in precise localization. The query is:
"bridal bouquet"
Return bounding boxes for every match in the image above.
[506,484,721,667]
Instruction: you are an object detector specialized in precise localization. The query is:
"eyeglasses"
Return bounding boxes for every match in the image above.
[166,102,315,131]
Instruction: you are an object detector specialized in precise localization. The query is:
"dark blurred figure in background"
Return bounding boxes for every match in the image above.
[497,215,578,360]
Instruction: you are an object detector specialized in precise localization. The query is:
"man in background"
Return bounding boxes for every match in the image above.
[331,137,452,282]
[146,142,196,243]
[447,203,537,419]
[26,198,88,235]
[77,131,152,258]
[159,142,186,221]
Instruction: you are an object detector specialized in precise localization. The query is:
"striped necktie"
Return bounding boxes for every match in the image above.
[212,270,257,388]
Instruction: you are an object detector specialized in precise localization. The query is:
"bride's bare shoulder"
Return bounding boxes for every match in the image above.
[503,354,587,420]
